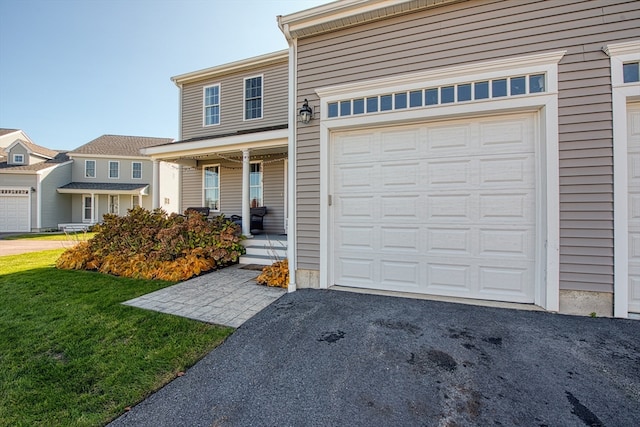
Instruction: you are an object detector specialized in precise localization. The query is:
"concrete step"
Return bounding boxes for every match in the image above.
[239,254,279,266]
[244,246,287,257]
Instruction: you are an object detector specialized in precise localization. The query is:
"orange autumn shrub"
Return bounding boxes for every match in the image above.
[56,207,244,280]
[256,259,289,288]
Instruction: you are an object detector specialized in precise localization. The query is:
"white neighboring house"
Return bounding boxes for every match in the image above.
[57,135,179,227]
[0,128,72,232]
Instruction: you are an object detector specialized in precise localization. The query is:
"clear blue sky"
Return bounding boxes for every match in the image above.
[0,0,330,151]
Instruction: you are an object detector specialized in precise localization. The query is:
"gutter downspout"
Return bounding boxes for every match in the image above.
[279,16,297,293]
[176,82,184,213]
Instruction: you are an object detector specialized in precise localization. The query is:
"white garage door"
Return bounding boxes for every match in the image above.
[332,112,538,303]
[627,103,640,314]
[0,190,30,232]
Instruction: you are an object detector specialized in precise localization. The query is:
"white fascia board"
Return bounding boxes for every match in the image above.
[141,129,289,159]
[36,160,73,175]
[0,169,38,175]
[279,0,459,39]
[56,186,149,196]
[67,154,151,161]
[171,50,288,86]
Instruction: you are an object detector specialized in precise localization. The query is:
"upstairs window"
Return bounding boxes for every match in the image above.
[203,165,220,211]
[204,84,220,126]
[132,162,142,179]
[85,160,96,178]
[109,161,119,179]
[244,76,262,120]
[12,154,24,164]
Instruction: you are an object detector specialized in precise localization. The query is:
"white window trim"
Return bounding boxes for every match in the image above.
[203,83,221,127]
[132,161,142,179]
[108,161,119,179]
[202,164,221,212]
[250,160,264,207]
[12,154,25,164]
[109,194,120,215]
[243,74,264,121]
[85,160,96,178]
[315,50,564,312]
[608,40,640,318]
[82,194,94,223]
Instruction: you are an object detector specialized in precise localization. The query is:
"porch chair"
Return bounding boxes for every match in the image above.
[230,206,268,233]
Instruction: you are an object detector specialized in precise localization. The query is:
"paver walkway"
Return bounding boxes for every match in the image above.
[123,265,285,327]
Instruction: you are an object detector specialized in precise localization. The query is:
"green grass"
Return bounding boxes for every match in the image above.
[0,250,234,427]
[2,232,97,241]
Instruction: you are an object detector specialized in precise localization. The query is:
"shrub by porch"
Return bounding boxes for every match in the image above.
[56,207,245,281]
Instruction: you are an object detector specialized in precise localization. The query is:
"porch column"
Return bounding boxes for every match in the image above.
[242,149,252,237]
[91,193,96,223]
[152,160,160,209]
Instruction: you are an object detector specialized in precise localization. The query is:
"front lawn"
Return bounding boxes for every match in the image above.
[2,232,97,241]
[0,250,234,427]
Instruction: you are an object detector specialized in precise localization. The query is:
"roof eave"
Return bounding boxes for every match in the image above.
[278,0,464,40]
[171,49,289,86]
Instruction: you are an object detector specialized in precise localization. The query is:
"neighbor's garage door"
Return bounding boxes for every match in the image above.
[332,112,537,303]
[0,189,30,232]
[627,103,640,314]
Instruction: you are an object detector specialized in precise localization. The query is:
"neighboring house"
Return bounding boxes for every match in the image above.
[58,135,179,226]
[276,0,640,318]
[141,50,289,237]
[0,129,72,232]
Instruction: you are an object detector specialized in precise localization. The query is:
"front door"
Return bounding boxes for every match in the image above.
[83,195,93,222]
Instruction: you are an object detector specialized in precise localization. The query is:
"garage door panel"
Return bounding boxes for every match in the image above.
[479,228,533,258]
[380,259,421,287]
[381,162,421,188]
[333,112,537,303]
[381,194,421,219]
[479,156,535,186]
[427,125,472,153]
[479,118,532,150]
[427,194,472,221]
[479,192,534,222]
[335,164,376,190]
[336,195,376,219]
[426,227,471,255]
[380,128,421,158]
[380,226,421,252]
[334,134,375,162]
[428,160,472,186]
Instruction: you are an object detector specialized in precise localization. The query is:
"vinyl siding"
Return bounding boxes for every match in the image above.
[181,61,288,141]
[39,163,72,229]
[180,158,286,235]
[294,0,640,293]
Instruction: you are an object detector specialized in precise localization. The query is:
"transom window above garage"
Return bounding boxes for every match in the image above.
[327,73,546,118]
[624,61,640,83]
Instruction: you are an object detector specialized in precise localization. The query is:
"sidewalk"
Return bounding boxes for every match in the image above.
[123,264,286,327]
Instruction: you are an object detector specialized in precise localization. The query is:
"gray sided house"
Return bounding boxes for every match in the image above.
[59,135,179,226]
[278,0,640,317]
[143,50,289,238]
[0,129,72,232]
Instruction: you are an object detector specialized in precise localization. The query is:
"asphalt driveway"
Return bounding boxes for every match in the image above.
[110,289,640,427]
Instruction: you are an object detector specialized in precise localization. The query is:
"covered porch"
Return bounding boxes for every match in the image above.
[142,128,288,238]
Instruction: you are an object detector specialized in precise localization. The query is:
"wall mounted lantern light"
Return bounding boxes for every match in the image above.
[298,99,313,124]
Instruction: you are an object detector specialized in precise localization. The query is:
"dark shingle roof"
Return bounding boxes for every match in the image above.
[0,153,69,172]
[58,182,149,191]
[70,135,174,157]
[12,139,59,159]
[0,128,19,137]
